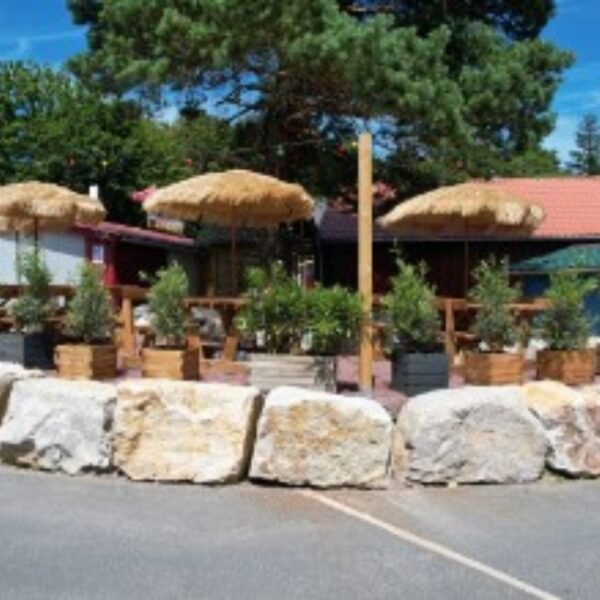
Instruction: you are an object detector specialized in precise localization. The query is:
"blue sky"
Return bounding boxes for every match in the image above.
[0,0,598,163]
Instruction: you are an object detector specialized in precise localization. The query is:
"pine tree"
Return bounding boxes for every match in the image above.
[570,114,600,175]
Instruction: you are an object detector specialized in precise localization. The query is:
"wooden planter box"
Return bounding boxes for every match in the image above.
[464,352,524,385]
[391,351,449,396]
[247,354,336,392]
[0,332,56,370]
[142,347,199,380]
[537,349,597,385]
[55,344,118,380]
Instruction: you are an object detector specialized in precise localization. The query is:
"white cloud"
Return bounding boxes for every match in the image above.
[0,30,84,60]
[544,114,579,164]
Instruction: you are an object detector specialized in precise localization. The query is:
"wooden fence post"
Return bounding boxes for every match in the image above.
[358,132,373,393]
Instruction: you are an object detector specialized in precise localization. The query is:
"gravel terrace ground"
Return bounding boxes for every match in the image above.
[0,466,597,599]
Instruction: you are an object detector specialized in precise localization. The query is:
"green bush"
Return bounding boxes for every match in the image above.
[382,258,441,352]
[65,264,113,344]
[10,250,52,332]
[469,257,519,353]
[147,263,189,347]
[306,285,362,355]
[236,263,361,355]
[236,264,306,354]
[538,271,597,350]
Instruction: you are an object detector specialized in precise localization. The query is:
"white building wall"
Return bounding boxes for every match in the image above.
[0,232,86,285]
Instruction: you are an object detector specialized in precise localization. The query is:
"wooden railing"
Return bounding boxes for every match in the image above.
[0,285,548,365]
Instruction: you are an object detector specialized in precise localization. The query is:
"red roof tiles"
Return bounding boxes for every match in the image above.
[318,178,600,242]
[482,177,600,239]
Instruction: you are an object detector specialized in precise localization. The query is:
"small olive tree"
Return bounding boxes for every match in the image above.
[65,264,113,343]
[147,263,189,347]
[10,250,52,332]
[538,271,597,350]
[383,258,441,352]
[469,257,520,353]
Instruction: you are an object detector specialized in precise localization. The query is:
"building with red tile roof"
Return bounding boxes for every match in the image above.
[315,177,600,296]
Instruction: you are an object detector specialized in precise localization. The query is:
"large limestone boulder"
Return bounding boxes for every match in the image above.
[114,380,261,483]
[523,381,600,477]
[395,387,547,484]
[0,362,44,424]
[0,378,116,475]
[250,387,393,489]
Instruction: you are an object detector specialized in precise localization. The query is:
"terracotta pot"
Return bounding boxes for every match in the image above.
[464,352,524,385]
[142,347,199,380]
[536,349,597,386]
[55,344,118,380]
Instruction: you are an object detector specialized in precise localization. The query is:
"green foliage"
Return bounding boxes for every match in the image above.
[65,264,113,344]
[67,0,571,195]
[236,264,361,355]
[383,258,441,352]
[469,258,520,353]
[569,114,600,175]
[147,263,189,347]
[538,271,597,351]
[10,250,52,332]
[236,264,307,354]
[0,62,239,224]
[306,285,363,355]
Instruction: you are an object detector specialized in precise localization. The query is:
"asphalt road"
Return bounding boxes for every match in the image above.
[0,467,597,600]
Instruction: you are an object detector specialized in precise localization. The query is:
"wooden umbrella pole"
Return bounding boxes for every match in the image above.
[231,220,238,296]
[463,221,470,296]
[33,217,39,251]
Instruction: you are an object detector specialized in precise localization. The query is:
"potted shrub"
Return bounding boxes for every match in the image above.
[0,250,55,369]
[55,264,117,379]
[383,258,448,396]
[536,270,597,385]
[464,258,524,385]
[141,263,199,380]
[236,263,361,391]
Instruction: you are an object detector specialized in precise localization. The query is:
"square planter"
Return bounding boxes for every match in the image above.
[0,332,56,370]
[464,352,524,385]
[142,347,199,380]
[391,350,449,396]
[55,344,118,380]
[247,354,336,392]
[537,349,596,386]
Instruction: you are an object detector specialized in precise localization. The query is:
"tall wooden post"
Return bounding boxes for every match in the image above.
[358,132,373,393]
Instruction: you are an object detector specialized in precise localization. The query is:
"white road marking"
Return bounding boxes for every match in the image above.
[300,490,560,600]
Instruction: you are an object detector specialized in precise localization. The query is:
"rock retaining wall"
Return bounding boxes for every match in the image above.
[3,360,600,489]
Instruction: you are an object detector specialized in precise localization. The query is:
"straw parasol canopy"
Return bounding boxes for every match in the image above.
[379,182,546,293]
[0,181,106,234]
[143,169,314,227]
[379,182,545,236]
[144,170,315,294]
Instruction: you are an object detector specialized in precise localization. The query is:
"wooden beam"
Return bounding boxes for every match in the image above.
[358,132,373,393]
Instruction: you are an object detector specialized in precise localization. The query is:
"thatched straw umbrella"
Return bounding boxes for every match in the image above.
[379,182,545,292]
[144,170,314,294]
[0,181,106,238]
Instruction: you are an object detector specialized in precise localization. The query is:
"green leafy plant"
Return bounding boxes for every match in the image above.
[236,264,361,355]
[65,264,113,344]
[469,257,519,353]
[306,285,362,355]
[236,264,306,354]
[10,250,52,332]
[147,263,189,347]
[383,258,441,352]
[538,271,597,350]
